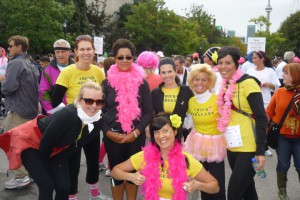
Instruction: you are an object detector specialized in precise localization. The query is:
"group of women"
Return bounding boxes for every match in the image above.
[0,35,299,200]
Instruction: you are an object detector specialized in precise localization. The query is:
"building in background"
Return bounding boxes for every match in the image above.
[227,30,236,37]
[86,0,134,20]
[247,25,256,43]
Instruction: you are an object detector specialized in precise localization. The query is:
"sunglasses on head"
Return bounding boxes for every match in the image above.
[76,35,93,41]
[81,98,105,106]
[117,56,133,61]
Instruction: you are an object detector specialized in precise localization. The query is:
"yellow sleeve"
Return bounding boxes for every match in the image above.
[130,151,145,171]
[184,152,203,177]
[56,65,73,88]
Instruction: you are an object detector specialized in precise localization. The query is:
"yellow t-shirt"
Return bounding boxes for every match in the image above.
[131,151,202,199]
[188,94,221,135]
[56,64,105,104]
[228,78,261,152]
[162,86,180,114]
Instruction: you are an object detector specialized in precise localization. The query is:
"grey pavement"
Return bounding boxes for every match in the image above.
[1,142,300,199]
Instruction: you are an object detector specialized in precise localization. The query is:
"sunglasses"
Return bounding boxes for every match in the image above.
[117,56,133,61]
[81,98,105,106]
[8,44,15,48]
[76,35,93,41]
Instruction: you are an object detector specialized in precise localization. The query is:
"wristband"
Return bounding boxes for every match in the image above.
[133,130,138,138]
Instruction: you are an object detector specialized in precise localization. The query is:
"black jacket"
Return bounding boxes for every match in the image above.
[151,83,194,122]
[37,104,102,162]
[101,78,153,134]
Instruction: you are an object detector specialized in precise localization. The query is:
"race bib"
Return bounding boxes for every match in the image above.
[225,125,243,148]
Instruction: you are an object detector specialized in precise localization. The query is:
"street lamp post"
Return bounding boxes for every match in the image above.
[63,19,67,40]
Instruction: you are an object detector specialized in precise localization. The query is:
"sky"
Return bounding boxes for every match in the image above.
[163,0,299,37]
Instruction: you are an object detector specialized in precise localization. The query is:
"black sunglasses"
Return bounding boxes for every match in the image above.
[117,56,133,61]
[8,44,15,48]
[81,98,105,106]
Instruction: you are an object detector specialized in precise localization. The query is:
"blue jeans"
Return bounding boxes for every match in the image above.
[276,134,300,173]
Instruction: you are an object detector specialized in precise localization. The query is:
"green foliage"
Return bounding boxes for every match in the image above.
[278,11,300,55]
[249,16,271,32]
[0,0,74,53]
[125,0,201,55]
[255,31,286,58]
[68,0,90,36]
[86,0,114,51]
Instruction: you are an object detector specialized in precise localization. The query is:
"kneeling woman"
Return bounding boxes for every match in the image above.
[0,81,105,200]
[111,113,219,200]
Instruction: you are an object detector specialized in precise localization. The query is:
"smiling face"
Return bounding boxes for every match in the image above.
[115,48,133,72]
[78,88,103,117]
[192,72,210,94]
[218,55,237,80]
[252,52,264,67]
[74,40,95,65]
[154,123,176,151]
[159,64,177,87]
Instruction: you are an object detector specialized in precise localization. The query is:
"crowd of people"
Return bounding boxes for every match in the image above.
[0,35,299,200]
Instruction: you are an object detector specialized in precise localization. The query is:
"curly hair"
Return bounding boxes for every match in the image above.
[112,38,136,57]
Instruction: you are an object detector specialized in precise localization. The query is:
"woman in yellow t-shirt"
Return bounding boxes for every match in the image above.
[217,46,267,200]
[151,58,194,140]
[51,35,108,200]
[183,64,226,200]
[111,113,219,200]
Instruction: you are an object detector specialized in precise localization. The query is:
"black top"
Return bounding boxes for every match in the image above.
[151,82,194,121]
[101,78,153,134]
[37,104,102,162]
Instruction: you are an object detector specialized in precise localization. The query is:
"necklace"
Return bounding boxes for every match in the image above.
[217,69,243,132]
[141,142,187,200]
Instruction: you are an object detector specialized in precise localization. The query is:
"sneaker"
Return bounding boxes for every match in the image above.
[5,176,32,189]
[265,150,273,157]
[99,162,107,171]
[105,169,111,177]
[89,193,112,200]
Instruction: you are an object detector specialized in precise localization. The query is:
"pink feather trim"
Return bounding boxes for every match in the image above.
[141,142,187,200]
[217,69,243,132]
[107,63,145,133]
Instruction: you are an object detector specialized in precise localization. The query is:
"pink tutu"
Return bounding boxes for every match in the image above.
[183,130,227,163]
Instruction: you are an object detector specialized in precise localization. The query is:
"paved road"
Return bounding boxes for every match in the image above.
[1,146,299,199]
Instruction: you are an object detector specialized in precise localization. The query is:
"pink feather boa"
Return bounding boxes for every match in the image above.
[141,142,187,200]
[217,69,243,132]
[107,63,145,133]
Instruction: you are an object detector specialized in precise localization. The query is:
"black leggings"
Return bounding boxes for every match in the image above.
[104,131,145,186]
[201,161,226,200]
[22,148,70,200]
[69,134,100,194]
[227,150,257,200]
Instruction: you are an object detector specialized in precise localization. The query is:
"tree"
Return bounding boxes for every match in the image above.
[278,11,300,56]
[125,0,201,55]
[249,15,286,58]
[249,16,271,32]
[0,0,74,53]
[185,4,223,45]
[86,0,114,51]
[68,0,90,37]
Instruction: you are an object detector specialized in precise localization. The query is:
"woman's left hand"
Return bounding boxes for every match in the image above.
[183,179,197,193]
[124,132,136,143]
[256,155,266,171]
[124,129,140,143]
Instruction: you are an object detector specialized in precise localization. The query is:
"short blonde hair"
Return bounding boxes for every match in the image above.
[188,64,217,92]
[74,81,103,105]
